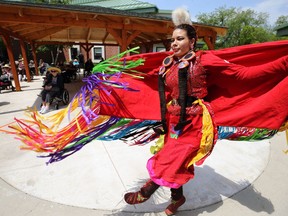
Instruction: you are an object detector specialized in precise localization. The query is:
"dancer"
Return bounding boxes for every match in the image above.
[124,8,215,215]
[0,8,287,216]
[123,8,288,215]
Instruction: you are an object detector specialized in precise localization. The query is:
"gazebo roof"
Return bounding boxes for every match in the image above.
[0,0,227,48]
[274,23,288,37]
[71,0,158,12]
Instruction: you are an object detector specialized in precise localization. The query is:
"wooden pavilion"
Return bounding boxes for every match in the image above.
[0,1,227,91]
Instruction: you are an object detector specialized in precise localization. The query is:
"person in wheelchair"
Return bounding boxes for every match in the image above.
[40,67,64,114]
[0,64,15,92]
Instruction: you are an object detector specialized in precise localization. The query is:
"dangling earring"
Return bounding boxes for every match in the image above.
[190,38,195,50]
[190,43,194,50]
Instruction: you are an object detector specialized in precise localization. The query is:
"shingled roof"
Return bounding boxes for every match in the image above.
[5,0,165,19]
[71,0,158,12]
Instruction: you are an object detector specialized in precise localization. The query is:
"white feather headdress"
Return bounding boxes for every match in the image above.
[172,7,192,26]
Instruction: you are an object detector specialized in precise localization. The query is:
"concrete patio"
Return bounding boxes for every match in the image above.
[0,76,287,216]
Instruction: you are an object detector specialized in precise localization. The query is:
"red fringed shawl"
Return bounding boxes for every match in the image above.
[100,40,288,130]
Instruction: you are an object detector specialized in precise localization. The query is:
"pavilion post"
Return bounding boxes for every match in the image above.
[19,39,31,82]
[31,42,39,76]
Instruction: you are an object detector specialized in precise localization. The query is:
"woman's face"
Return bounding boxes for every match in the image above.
[171,28,194,58]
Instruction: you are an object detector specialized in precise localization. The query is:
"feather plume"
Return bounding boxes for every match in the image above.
[172,7,192,26]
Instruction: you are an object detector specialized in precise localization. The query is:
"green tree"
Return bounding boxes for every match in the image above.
[275,15,288,27]
[196,7,276,48]
[37,44,66,65]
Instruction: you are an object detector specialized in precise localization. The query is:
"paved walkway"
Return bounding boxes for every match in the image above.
[0,76,288,216]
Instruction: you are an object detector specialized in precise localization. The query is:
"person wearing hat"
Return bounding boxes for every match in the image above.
[40,66,64,114]
[2,64,11,75]
[18,58,26,81]
[0,64,14,91]
[2,64,13,80]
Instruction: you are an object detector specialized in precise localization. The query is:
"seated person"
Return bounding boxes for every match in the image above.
[62,61,77,82]
[29,60,35,77]
[39,59,48,76]
[18,58,26,81]
[84,58,94,77]
[0,64,14,89]
[40,67,64,114]
[73,58,79,65]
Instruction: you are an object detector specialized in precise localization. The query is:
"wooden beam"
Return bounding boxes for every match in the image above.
[102,32,109,44]
[121,30,127,52]
[81,43,94,60]
[0,26,27,41]
[19,39,31,82]
[35,41,119,46]
[20,26,48,36]
[30,42,39,76]
[13,24,36,33]
[0,13,172,34]
[107,28,122,46]
[26,26,69,41]
[196,27,217,39]
[36,41,73,46]
[134,33,150,42]
[1,23,21,28]
[203,36,214,50]
[86,27,92,41]
[127,30,141,46]
[138,32,157,41]
[67,28,70,41]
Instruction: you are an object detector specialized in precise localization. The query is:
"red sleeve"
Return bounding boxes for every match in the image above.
[209,40,288,66]
[201,51,288,129]
[99,41,288,129]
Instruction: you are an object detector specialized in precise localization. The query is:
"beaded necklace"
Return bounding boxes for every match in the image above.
[159,51,196,77]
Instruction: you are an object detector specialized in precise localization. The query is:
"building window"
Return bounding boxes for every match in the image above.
[92,46,104,63]
[156,47,166,52]
[153,43,166,52]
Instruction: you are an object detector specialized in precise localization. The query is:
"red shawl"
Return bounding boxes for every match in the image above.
[100,40,288,130]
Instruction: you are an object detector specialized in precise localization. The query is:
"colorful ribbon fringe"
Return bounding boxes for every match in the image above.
[0,47,282,164]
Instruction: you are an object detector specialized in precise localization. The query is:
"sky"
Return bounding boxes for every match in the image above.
[145,0,288,25]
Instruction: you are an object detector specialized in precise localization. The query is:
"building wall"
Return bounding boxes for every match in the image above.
[105,46,119,60]
[64,45,120,64]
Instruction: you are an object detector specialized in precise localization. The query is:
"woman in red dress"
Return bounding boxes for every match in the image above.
[124,8,217,215]
[124,6,288,215]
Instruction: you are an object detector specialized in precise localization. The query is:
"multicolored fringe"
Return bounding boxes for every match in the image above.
[0,46,283,164]
[42,119,160,163]
[0,47,148,163]
[41,121,278,164]
[1,106,280,164]
[218,126,278,141]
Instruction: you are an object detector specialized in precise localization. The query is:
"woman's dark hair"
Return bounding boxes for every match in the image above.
[175,24,197,50]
